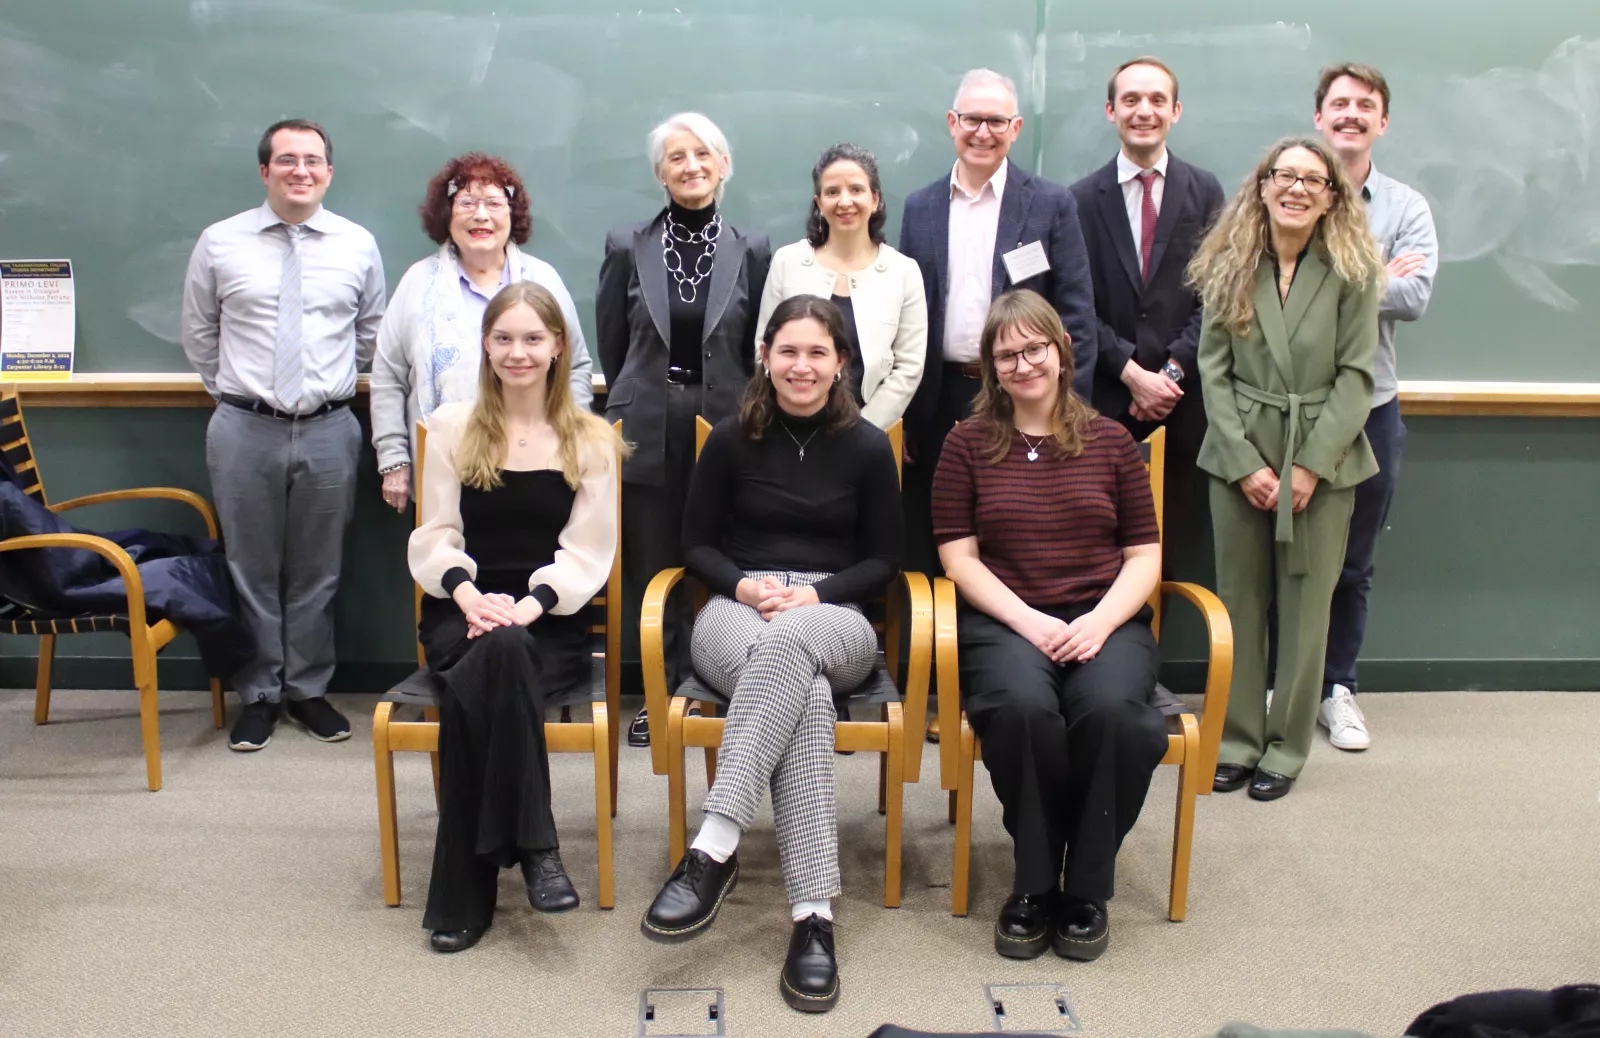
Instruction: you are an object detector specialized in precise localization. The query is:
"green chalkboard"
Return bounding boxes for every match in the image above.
[2,0,1597,378]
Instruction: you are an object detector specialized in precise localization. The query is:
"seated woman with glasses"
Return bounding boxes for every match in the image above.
[1187,136,1381,802]
[756,143,926,429]
[371,152,595,515]
[932,289,1167,965]
[408,282,626,953]
[639,295,901,1015]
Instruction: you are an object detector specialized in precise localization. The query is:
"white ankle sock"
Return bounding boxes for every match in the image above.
[689,812,741,863]
[792,899,832,922]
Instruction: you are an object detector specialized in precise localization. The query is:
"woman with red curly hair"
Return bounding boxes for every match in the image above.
[371,152,595,512]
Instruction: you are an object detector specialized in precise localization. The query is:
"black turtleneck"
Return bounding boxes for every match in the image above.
[681,408,903,605]
[665,200,717,369]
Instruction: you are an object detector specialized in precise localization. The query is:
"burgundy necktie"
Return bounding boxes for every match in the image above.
[1137,169,1159,283]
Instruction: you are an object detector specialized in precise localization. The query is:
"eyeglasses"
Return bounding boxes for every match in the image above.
[1266,168,1332,195]
[454,195,510,214]
[270,155,328,171]
[953,111,1018,133]
[992,342,1052,372]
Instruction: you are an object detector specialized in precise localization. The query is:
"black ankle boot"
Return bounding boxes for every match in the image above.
[780,914,839,1013]
[429,925,486,953]
[521,849,579,913]
[1052,896,1108,961]
[640,850,739,942]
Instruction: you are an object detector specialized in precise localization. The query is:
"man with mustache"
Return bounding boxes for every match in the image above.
[1071,56,1224,584]
[1311,63,1438,750]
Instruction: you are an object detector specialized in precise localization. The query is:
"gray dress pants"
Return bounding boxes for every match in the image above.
[692,570,876,904]
[205,402,359,704]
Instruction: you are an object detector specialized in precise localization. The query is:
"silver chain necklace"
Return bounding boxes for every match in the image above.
[662,209,722,303]
[1018,431,1046,462]
[779,421,822,461]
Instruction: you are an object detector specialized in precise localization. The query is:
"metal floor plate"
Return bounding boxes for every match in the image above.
[637,988,725,1038]
[985,982,1082,1033]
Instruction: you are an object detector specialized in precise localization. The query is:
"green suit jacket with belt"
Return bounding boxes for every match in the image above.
[1196,244,1380,492]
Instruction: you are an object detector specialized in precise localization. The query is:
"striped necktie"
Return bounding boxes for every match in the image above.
[274,223,307,410]
[1137,170,1159,283]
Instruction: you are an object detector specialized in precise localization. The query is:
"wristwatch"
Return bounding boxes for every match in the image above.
[1161,360,1184,383]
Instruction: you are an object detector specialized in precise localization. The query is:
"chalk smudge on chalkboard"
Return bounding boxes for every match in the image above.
[1401,37,1600,311]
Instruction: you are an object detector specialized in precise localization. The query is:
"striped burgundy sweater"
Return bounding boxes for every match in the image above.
[931,415,1159,608]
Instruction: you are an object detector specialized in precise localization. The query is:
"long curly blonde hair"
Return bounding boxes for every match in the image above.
[1187,135,1384,338]
[457,282,629,490]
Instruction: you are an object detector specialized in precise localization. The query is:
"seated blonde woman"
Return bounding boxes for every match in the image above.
[408,281,626,953]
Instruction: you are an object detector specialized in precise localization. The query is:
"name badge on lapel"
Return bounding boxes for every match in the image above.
[1001,240,1050,283]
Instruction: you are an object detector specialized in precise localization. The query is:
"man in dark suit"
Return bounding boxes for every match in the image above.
[899,68,1097,570]
[1070,56,1224,578]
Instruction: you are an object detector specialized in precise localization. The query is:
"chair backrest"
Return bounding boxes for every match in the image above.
[0,388,47,505]
[1137,426,1167,633]
[411,419,624,676]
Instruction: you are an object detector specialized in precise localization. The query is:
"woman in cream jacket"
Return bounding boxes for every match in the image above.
[756,144,926,430]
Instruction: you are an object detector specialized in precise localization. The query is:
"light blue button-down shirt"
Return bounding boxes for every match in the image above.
[182,202,387,413]
[1361,164,1438,406]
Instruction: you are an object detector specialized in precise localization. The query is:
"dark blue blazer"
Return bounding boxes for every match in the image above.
[897,164,1097,451]
[1069,152,1224,450]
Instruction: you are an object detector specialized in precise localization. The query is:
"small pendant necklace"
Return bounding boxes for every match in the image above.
[1018,431,1045,462]
[779,421,822,460]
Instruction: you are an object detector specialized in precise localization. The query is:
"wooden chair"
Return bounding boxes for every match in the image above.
[936,426,1234,921]
[371,421,622,909]
[640,417,933,908]
[0,386,225,792]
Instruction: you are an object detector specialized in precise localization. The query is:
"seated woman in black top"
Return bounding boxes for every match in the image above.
[640,295,902,1014]
[408,281,626,953]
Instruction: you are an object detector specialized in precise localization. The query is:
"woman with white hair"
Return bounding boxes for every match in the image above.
[597,113,771,746]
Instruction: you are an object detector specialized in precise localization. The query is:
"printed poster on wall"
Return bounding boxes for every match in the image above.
[0,260,75,381]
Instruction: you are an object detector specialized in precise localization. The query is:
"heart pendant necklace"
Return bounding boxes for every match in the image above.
[1018,432,1045,462]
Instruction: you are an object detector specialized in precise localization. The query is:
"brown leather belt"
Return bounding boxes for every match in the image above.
[944,360,984,380]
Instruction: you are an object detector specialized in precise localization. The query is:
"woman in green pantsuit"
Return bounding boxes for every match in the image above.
[1187,136,1384,801]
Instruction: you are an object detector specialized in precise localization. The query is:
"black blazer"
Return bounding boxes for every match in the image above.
[596,208,771,485]
[898,165,1096,453]
[1069,152,1224,450]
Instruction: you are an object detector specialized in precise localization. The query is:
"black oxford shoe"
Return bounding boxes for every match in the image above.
[1053,897,1108,961]
[522,849,579,913]
[1213,763,1253,792]
[994,892,1054,959]
[1248,769,1294,801]
[429,926,486,953]
[780,914,839,1013]
[641,850,739,942]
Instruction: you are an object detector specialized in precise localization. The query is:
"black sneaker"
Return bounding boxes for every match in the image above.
[228,700,281,752]
[628,708,650,748]
[285,697,351,742]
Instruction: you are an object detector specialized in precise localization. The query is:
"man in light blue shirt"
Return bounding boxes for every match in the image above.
[1312,63,1439,751]
[182,119,386,752]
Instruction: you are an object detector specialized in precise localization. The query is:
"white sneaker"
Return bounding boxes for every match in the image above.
[1318,685,1370,751]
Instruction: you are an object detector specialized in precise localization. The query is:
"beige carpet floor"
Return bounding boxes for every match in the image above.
[1,689,1597,1038]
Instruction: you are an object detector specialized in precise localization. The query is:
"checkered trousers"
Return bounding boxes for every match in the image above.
[693,570,877,903]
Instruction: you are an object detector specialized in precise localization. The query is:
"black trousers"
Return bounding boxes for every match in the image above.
[620,384,699,694]
[957,603,1166,903]
[1324,398,1405,695]
[905,367,983,575]
[419,605,587,933]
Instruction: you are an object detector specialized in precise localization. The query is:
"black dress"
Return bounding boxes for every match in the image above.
[418,469,590,933]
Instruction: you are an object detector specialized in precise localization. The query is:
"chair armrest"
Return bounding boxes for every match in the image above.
[640,566,687,777]
[894,570,934,782]
[933,576,963,792]
[1160,581,1233,790]
[0,533,149,631]
[50,487,220,540]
